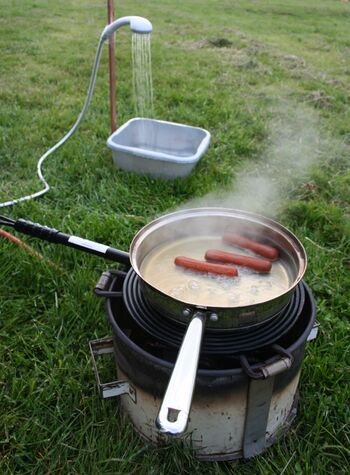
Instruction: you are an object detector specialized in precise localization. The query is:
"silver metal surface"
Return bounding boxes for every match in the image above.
[129,208,307,329]
[260,357,292,378]
[243,375,275,458]
[209,312,219,322]
[89,337,136,402]
[307,321,320,341]
[156,313,206,435]
[118,365,302,460]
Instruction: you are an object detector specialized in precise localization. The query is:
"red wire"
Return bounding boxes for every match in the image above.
[0,229,61,270]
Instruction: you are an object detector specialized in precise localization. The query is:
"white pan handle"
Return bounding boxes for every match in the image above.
[156,312,206,436]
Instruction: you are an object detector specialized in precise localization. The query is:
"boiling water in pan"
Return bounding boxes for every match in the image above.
[140,236,290,307]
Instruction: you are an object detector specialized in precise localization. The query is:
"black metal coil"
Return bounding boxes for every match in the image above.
[121,270,305,355]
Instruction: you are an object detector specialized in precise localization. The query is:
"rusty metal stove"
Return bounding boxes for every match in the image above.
[89,269,318,461]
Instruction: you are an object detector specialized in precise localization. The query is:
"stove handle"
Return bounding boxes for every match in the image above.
[156,312,206,436]
[94,270,126,298]
[240,344,294,380]
[89,337,136,402]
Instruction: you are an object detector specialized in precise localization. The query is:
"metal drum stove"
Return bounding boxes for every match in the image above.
[90,268,319,461]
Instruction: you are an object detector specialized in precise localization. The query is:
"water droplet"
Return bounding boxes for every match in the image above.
[206,286,219,296]
[250,285,259,295]
[169,286,185,299]
[229,294,240,304]
[188,280,200,291]
[219,279,232,290]
[239,267,254,276]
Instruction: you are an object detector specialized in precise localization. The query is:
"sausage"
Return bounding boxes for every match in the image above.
[205,249,272,273]
[223,232,279,260]
[174,256,238,277]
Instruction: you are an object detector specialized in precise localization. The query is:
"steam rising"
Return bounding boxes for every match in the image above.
[182,101,322,217]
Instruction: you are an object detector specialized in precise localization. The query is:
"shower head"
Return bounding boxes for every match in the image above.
[101,15,152,41]
[130,16,153,34]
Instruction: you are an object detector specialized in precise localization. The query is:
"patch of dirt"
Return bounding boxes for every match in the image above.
[305,90,332,108]
[304,181,318,193]
[180,38,237,50]
[280,54,306,68]
[208,37,233,48]
[181,39,208,50]
[221,28,248,40]
[325,78,344,87]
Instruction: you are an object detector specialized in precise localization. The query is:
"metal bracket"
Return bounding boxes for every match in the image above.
[240,345,293,380]
[307,320,320,342]
[94,269,126,298]
[89,337,136,403]
[243,375,275,458]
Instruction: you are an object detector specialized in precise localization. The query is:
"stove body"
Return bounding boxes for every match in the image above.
[90,269,318,461]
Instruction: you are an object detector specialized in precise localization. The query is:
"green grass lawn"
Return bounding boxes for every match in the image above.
[0,1,349,473]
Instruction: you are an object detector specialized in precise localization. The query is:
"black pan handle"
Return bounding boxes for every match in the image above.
[11,218,131,266]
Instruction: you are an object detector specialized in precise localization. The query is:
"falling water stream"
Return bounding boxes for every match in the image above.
[132,33,154,118]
